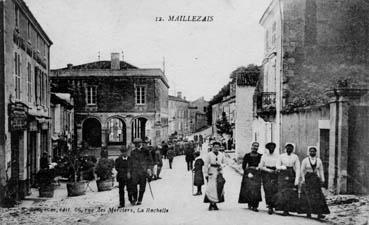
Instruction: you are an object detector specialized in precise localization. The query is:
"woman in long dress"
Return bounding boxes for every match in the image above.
[258,142,279,214]
[299,146,330,219]
[272,143,300,216]
[238,142,262,212]
[203,141,226,211]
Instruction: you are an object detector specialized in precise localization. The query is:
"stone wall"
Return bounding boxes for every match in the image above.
[282,0,369,110]
[281,105,330,158]
[235,86,255,159]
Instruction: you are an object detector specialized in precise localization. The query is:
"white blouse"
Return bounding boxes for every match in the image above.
[258,151,279,168]
[204,151,225,176]
[301,157,325,182]
[276,153,301,184]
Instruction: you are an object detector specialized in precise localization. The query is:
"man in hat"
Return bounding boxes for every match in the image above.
[115,146,132,208]
[129,138,153,205]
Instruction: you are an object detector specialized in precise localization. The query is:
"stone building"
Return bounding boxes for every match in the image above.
[0,0,52,203]
[211,72,258,158]
[255,0,369,194]
[188,97,209,133]
[168,92,190,138]
[50,53,169,154]
[50,93,74,159]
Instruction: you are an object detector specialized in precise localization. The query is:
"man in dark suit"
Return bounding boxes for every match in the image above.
[130,138,153,205]
[115,146,132,208]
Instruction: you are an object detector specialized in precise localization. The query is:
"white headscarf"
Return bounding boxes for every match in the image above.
[307,146,318,155]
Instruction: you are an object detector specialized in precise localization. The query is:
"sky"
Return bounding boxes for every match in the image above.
[24,0,271,101]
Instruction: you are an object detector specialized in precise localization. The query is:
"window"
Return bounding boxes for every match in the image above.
[272,21,277,47]
[27,22,31,41]
[35,67,41,105]
[15,6,19,28]
[265,30,269,51]
[87,86,97,105]
[27,63,32,102]
[44,43,47,56]
[14,52,21,100]
[36,35,39,51]
[42,72,47,105]
[135,86,146,105]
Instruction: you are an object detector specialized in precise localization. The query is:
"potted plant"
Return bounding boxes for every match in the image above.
[95,149,114,192]
[66,148,88,197]
[36,168,55,198]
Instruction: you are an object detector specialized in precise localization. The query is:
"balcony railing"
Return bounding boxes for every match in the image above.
[261,92,276,110]
[256,92,276,122]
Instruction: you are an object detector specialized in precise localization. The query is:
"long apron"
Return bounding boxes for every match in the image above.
[238,167,262,204]
[261,166,278,207]
[204,166,225,203]
[299,172,330,214]
[272,167,299,212]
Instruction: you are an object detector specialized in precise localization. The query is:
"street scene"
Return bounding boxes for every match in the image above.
[1,0,369,225]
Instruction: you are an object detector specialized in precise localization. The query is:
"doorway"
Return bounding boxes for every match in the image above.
[319,129,330,188]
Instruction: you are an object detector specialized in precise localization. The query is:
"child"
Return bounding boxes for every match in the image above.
[193,151,205,195]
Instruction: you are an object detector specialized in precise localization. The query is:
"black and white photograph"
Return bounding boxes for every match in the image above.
[0,0,369,224]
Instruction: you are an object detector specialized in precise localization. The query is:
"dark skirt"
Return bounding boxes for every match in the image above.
[261,167,278,207]
[299,172,330,215]
[272,168,299,212]
[193,170,204,186]
[193,159,204,186]
[238,168,262,204]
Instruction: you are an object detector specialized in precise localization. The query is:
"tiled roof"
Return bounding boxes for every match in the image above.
[169,95,188,103]
[53,60,137,70]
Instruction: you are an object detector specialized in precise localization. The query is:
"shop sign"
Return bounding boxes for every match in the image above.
[28,120,38,131]
[9,102,28,131]
[41,122,49,130]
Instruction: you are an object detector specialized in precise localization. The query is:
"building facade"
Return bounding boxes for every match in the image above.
[50,53,169,153]
[188,97,209,133]
[0,0,52,203]
[50,93,74,160]
[256,0,369,194]
[168,92,190,137]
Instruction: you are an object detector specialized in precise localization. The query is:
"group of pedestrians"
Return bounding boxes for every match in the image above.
[115,138,163,208]
[197,139,330,220]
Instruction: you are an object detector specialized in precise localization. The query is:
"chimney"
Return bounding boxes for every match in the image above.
[67,63,73,69]
[111,53,120,70]
[184,96,186,100]
[177,91,182,99]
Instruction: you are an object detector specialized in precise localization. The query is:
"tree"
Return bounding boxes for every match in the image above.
[215,112,232,137]
[230,64,260,86]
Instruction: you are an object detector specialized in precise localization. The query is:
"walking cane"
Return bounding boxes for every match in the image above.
[147,180,155,200]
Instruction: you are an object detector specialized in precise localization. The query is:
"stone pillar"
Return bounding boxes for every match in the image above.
[126,119,132,147]
[36,132,41,171]
[326,88,368,194]
[76,124,83,148]
[19,130,28,199]
[101,129,107,148]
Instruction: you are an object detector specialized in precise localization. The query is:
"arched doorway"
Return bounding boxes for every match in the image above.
[82,118,101,147]
[132,117,148,142]
[106,118,126,146]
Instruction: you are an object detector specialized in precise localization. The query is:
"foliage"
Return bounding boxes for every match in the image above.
[95,158,114,180]
[230,64,260,86]
[215,112,233,136]
[284,64,369,112]
[209,82,231,106]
